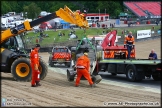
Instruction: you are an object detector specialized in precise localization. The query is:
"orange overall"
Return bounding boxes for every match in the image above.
[75,55,93,86]
[124,35,135,59]
[30,48,40,86]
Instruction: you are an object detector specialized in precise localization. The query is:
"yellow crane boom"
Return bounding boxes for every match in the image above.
[1,5,89,44]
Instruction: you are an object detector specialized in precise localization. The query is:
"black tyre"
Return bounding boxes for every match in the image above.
[111,73,117,76]
[91,75,96,82]
[91,75,102,84]
[126,65,137,82]
[48,57,54,67]
[39,58,48,80]
[11,58,32,81]
[152,74,161,81]
[67,69,75,82]
[94,75,102,84]
[49,61,54,67]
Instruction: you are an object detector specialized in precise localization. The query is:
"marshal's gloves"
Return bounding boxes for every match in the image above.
[132,45,135,49]
[90,64,93,68]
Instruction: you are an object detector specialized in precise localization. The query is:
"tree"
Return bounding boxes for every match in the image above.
[1,1,123,17]
[23,2,41,20]
[1,1,11,14]
[97,1,123,18]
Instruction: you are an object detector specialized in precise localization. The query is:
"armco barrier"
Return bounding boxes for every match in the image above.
[25,47,53,53]
[39,47,53,52]
[25,45,73,53]
[25,35,161,53]
[25,29,160,53]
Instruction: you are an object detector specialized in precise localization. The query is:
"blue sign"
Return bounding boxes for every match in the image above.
[157,30,161,34]
[116,19,120,25]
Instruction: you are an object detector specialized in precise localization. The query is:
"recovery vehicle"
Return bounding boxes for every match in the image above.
[89,30,161,81]
[48,46,71,67]
[67,30,161,82]
[0,5,89,81]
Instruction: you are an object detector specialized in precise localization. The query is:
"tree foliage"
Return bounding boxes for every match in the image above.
[23,2,41,20]
[1,1,124,18]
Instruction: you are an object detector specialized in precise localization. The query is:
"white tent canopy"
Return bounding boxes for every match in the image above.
[53,18,62,22]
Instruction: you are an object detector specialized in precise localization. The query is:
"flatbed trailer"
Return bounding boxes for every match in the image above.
[95,57,161,82]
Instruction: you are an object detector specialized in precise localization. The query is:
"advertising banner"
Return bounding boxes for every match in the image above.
[137,29,151,39]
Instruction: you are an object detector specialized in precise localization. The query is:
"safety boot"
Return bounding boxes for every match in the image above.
[31,85,37,87]
[90,83,96,88]
[75,84,79,87]
[36,81,41,86]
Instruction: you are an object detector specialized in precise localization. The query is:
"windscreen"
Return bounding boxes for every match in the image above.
[15,35,24,49]
[53,48,68,52]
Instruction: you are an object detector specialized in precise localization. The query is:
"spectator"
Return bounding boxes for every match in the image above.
[105,25,107,28]
[156,20,159,26]
[102,31,105,35]
[68,31,73,36]
[40,30,43,37]
[62,33,65,36]
[112,24,114,28]
[45,26,48,31]
[55,22,57,31]
[97,22,100,28]
[148,49,157,60]
[39,37,43,43]
[58,31,62,37]
[102,24,105,28]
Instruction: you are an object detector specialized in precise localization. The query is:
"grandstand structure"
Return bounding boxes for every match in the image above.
[123,1,161,21]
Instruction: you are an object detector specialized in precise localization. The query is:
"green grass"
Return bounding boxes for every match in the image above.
[25,25,161,47]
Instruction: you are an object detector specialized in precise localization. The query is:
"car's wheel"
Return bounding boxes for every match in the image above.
[11,58,32,81]
[39,58,48,80]
[49,61,54,67]
[91,75,102,84]
[67,69,75,82]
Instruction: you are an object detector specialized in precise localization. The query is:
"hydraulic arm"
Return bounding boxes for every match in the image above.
[1,5,89,44]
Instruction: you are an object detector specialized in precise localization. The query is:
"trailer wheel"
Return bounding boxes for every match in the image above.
[11,58,32,81]
[126,65,136,82]
[39,58,48,80]
[152,74,161,81]
[67,69,75,82]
